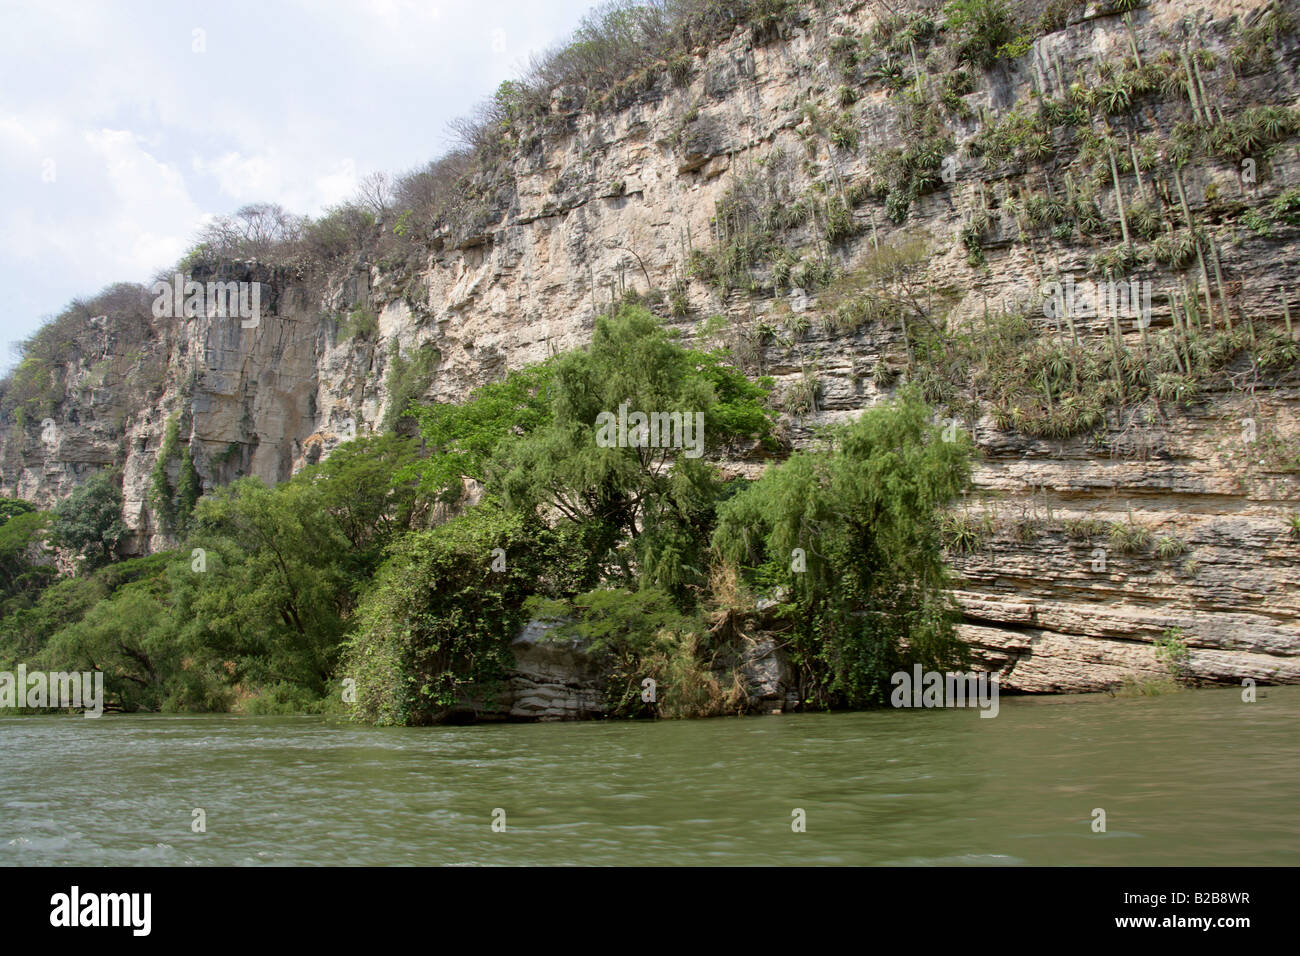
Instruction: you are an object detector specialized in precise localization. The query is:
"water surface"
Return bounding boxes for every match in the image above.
[2,686,1296,865]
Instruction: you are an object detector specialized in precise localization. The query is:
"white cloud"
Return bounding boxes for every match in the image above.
[192,150,283,202]
[83,129,202,272]
[0,114,42,151]
[0,0,601,364]
[313,158,359,210]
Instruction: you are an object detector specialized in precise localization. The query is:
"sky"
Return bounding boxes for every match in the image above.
[0,0,600,371]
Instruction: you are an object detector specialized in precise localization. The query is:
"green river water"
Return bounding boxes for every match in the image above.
[1,686,1296,865]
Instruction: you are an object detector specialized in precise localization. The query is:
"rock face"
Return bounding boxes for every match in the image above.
[502,619,606,720]
[2,0,1298,696]
[491,615,798,721]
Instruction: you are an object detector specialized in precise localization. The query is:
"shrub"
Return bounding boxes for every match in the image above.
[338,306,379,342]
[532,586,726,718]
[1154,626,1191,680]
[829,119,859,152]
[149,417,181,534]
[783,370,821,414]
[824,198,858,243]
[945,0,1024,69]
[381,344,440,431]
[1064,516,1110,541]
[0,503,54,614]
[341,505,579,725]
[1108,518,1153,554]
[1272,187,1300,226]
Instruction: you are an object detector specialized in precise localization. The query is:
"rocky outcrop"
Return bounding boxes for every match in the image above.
[487,613,798,721]
[501,619,606,720]
[2,0,1297,695]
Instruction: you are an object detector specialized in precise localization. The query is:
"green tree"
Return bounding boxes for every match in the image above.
[174,477,351,696]
[170,435,424,700]
[405,361,555,502]
[0,497,36,523]
[35,554,224,712]
[0,564,107,665]
[713,389,973,706]
[51,472,127,569]
[495,305,774,601]
[342,502,598,725]
[0,501,54,616]
[299,433,422,579]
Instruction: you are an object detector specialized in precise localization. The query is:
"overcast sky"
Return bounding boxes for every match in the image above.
[0,0,599,370]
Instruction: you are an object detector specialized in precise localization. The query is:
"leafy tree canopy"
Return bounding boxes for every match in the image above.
[51,472,127,569]
[713,388,973,705]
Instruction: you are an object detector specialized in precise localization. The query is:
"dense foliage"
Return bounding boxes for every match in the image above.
[0,498,54,617]
[714,388,973,705]
[0,307,971,722]
[51,472,128,571]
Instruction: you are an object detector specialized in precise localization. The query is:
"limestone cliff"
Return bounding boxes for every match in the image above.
[2,0,1297,696]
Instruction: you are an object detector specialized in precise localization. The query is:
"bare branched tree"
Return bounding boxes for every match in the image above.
[194,203,304,262]
[355,172,393,215]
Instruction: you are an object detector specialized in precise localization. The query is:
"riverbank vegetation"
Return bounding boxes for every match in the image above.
[0,307,972,722]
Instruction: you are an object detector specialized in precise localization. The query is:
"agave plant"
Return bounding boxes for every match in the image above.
[1221,116,1266,156]
[1065,516,1110,540]
[1154,334,1183,372]
[829,122,859,152]
[1151,231,1197,269]
[1075,201,1105,235]
[1109,519,1153,554]
[1098,79,1133,115]
[1044,347,1073,382]
[1129,201,1164,239]
[1165,136,1194,167]
[1121,352,1151,392]
[1229,43,1258,74]
[1023,132,1054,161]
[1152,372,1197,403]
[869,56,904,87]
[1132,64,1162,95]
[942,511,993,554]
[1157,63,1186,97]
[908,139,948,173]
[1064,105,1091,127]
[1256,105,1296,140]
[1093,377,1122,406]
[1256,332,1300,370]
[1023,193,1048,226]
[1154,535,1190,560]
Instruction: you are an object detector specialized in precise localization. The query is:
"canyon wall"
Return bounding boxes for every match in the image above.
[2,0,1297,694]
